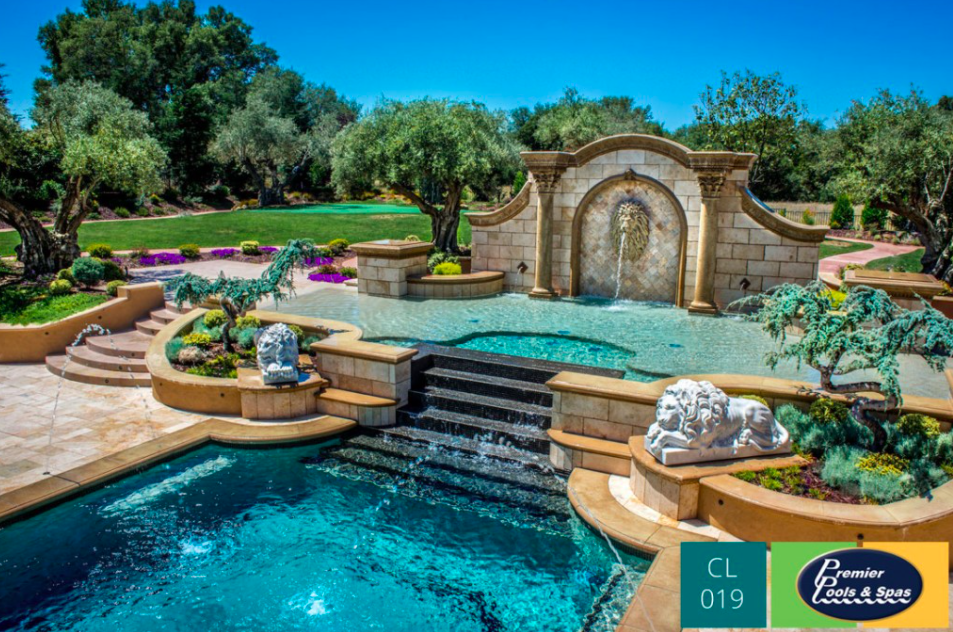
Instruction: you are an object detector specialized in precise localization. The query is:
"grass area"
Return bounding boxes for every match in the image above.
[818,239,874,259]
[0,211,472,255]
[0,284,109,325]
[865,248,925,273]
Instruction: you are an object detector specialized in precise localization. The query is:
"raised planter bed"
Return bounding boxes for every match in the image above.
[406,270,504,298]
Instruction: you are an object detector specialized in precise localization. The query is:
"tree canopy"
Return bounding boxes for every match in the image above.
[0,81,166,275]
[332,98,518,252]
[830,90,953,282]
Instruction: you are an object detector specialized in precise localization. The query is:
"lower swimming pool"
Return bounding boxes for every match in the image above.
[277,287,949,397]
[0,436,647,631]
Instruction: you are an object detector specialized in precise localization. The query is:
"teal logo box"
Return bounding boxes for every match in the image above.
[680,542,767,628]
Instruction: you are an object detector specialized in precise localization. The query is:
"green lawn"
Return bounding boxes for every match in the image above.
[865,248,925,273]
[0,210,472,255]
[818,239,874,259]
[0,285,109,324]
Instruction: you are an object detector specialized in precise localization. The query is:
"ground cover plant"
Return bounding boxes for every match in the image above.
[731,282,953,502]
[864,248,926,273]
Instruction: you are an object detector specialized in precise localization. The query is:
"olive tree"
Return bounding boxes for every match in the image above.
[831,90,953,282]
[332,98,518,252]
[0,81,166,276]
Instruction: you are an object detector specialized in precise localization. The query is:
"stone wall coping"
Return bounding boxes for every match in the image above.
[739,187,829,243]
[0,282,165,363]
[350,240,433,259]
[629,436,807,483]
[0,414,356,526]
[317,387,396,408]
[236,366,329,394]
[547,370,953,423]
[547,428,631,459]
[703,473,953,529]
[842,268,945,298]
[310,338,417,364]
[465,182,530,227]
[407,270,505,285]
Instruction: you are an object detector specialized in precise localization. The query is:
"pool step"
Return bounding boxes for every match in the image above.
[408,387,552,428]
[372,426,553,471]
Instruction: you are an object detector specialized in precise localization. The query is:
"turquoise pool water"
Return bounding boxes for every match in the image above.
[254,203,421,214]
[0,437,647,631]
[278,288,950,397]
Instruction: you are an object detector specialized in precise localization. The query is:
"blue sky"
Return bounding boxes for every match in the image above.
[2,0,950,128]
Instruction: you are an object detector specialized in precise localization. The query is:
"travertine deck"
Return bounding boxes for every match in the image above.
[0,362,206,495]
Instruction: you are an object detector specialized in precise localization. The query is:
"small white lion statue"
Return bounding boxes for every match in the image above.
[645,379,790,465]
[255,323,299,385]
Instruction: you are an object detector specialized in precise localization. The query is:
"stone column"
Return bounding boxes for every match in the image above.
[689,171,728,314]
[529,169,562,299]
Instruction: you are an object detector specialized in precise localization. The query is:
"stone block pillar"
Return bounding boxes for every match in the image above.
[689,170,728,314]
[351,240,432,298]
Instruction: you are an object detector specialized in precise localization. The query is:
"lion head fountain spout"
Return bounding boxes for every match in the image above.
[610,199,650,299]
[255,323,299,385]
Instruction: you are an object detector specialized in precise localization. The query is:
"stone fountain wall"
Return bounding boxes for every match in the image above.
[578,179,681,302]
[468,135,825,308]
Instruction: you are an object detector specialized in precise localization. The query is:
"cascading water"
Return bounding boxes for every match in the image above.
[614,230,628,300]
[609,199,650,302]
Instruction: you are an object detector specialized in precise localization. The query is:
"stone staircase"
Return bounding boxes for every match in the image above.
[379,344,623,469]
[45,303,185,387]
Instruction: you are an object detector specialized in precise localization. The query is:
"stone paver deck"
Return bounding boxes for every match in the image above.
[0,362,206,495]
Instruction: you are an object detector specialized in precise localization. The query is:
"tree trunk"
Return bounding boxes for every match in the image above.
[0,198,80,277]
[431,186,462,253]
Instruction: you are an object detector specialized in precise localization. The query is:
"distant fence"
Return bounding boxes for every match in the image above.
[764,201,861,229]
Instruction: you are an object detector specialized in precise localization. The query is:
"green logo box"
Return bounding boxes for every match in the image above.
[771,542,856,628]
[680,542,767,628]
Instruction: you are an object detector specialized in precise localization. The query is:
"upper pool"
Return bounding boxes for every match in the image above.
[278,288,950,398]
[0,436,646,631]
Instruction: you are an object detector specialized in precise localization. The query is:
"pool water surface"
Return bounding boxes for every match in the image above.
[0,437,647,631]
[277,288,949,397]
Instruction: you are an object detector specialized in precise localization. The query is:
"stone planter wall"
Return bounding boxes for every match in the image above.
[406,271,504,298]
[0,282,165,363]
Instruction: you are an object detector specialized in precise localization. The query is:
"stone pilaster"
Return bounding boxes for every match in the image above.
[689,170,728,314]
[528,169,563,299]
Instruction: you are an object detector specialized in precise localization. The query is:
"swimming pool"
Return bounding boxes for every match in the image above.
[0,436,647,631]
[277,287,950,397]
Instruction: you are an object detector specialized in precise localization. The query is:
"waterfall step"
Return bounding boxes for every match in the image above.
[45,354,152,387]
[371,426,553,471]
[408,387,552,428]
[421,367,553,407]
[343,433,566,494]
[398,408,549,453]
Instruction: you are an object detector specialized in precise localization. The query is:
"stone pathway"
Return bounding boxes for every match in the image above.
[0,363,207,496]
[819,237,919,281]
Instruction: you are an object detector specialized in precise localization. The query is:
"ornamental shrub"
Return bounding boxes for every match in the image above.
[213,184,230,198]
[427,250,459,272]
[809,398,850,424]
[165,338,184,362]
[801,209,815,225]
[177,346,208,365]
[512,170,527,193]
[838,263,864,280]
[777,404,872,456]
[738,394,769,407]
[433,262,462,276]
[71,257,105,288]
[182,332,212,347]
[403,234,421,242]
[861,203,888,230]
[48,279,72,296]
[179,243,201,259]
[113,207,131,218]
[288,324,305,341]
[316,264,336,274]
[236,327,258,349]
[135,207,150,217]
[56,268,75,286]
[235,314,261,329]
[821,446,910,504]
[734,470,757,482]
[856,452,908,476]
[339,267,357,279]
[204,309,228,328]
[241,240,261,255]
[328,238,350,255]
[897,413,941,438]
[98,259,125,282]
[192,319,223,342]
[830,195,854,230]
[87,243,113,258]
[106,280,127,297]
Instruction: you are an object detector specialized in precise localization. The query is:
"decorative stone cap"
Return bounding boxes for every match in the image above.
[407,270,504,285]
[842,268,945,299]
[350,240,433,259]
[236,367,329,394]
[310,338,417,364]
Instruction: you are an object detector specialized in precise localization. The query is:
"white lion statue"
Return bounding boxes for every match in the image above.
[645,379,790,465]
[255,323,299,385]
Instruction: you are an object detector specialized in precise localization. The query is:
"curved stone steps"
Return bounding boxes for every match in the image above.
[85,331,153,359]
[135,318,165,336]
[149,308,181,324]
[65,345,149,372]
[46,354,152,387]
